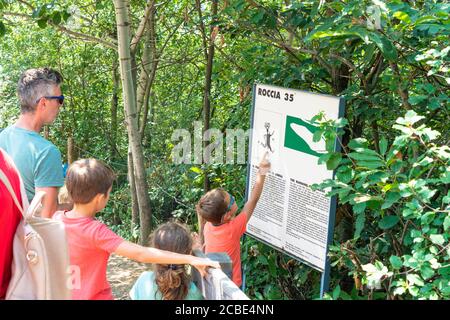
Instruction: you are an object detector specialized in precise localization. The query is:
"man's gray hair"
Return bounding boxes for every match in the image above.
[17,68,63,113]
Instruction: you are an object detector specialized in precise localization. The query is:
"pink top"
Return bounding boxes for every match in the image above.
[204,212,247,287]
[54,211,124,300]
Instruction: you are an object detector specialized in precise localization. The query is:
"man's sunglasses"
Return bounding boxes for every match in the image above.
[36,95,65,105]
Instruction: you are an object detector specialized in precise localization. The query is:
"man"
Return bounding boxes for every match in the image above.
[0,68,65,218]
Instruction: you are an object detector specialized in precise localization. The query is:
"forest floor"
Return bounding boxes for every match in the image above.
[107,254,149,300]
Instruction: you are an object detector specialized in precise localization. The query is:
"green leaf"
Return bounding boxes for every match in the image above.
[52,12,61,25]
[389,256,402,270]
[408,286,419,296]
[369,32,398,61]
[353,202,366,214]
[348,138,368,149]
[396,110,425,126]
[407,274,424,287]
[62,11,71,22]
[408,95,428,105]
[0,21,5,37]
[334,118,348,128]
[354,212,365,239]
[190,166,202,174]
[441,169,450,184]
[313,129,323,143]
[420,212,435,225]
[348,152,381,161]
[393,11,411,24]
[336,166,353,184]
[379,137,388,156]
[326,153,342,170]
[443,191,450,204]
[267,256,277,277]
[37,18,47,28]
[381,191,401,210]
[32,5,46,18]
[332,285,341,300]
[444,215,450,231]
[257,255,268,265]
[420,266,435,280]
[379,215,400,229]
[356,161,384,169]
[429,234,445,245]
[399,183,413,197]
[251,9,265,24]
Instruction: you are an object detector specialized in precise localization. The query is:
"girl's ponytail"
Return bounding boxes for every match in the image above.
[155,264,189,300]
[150,221,194,300]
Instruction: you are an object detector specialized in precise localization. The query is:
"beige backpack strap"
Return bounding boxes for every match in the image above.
[0,168,25,217]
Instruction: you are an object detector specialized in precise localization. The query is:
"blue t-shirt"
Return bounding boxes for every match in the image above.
[0,125,64,201]
[130,271,204,300]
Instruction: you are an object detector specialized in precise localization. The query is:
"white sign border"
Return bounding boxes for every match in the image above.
[243,83,345,294]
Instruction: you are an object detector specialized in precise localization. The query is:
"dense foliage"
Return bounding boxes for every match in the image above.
[0,0,448,299]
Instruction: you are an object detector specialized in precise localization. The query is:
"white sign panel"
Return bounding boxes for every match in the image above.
[246,83,344,272]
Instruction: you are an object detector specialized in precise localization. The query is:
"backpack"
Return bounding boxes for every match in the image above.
[0,168,71,300]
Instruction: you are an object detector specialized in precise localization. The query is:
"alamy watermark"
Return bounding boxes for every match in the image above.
[171,121,255,164]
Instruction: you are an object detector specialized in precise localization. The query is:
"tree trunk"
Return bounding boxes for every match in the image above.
[196,0,218,245]
[138,6,158,142]
[202,0,218,192]
[128,146,140,235]
[111,63,119,162]
[114,0,152,244]
[44,126,49,139]
[67,136,75,164]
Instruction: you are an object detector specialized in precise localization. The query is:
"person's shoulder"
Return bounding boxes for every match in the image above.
[137,271,154,282]
[90,219,123,242]
[39,139,61,155]
[0,125,13,140]
[52,210,64,220]
[90,218,111,231]
[0,125,11,134]
[203,221,214,231]
[0,147,12,164]
[231,211,247,224]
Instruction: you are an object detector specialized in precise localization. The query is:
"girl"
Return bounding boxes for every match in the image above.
[130,221,204,300]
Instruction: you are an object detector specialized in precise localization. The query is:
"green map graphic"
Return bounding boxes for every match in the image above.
[284,115,323,157]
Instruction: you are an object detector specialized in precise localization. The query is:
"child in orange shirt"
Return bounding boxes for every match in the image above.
[196,153,270,287]
[54,158,219,300]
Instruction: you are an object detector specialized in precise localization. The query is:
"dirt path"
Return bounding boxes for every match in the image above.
[107,254,149,300]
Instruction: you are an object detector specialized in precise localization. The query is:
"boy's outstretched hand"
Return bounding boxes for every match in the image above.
[191,257,221,278]
[258,151,271,175]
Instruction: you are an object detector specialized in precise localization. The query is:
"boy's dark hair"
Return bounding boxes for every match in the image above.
[66,158,116,204]
[196,188,228,224]
[151,221,193,300]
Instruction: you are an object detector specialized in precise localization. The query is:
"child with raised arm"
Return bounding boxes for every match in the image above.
[54,159,219,300]
[130,221,204,300]
[196,153,270,287]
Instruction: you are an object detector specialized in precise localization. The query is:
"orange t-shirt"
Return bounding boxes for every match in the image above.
[204,212,247,287]
[54,211,124,300]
